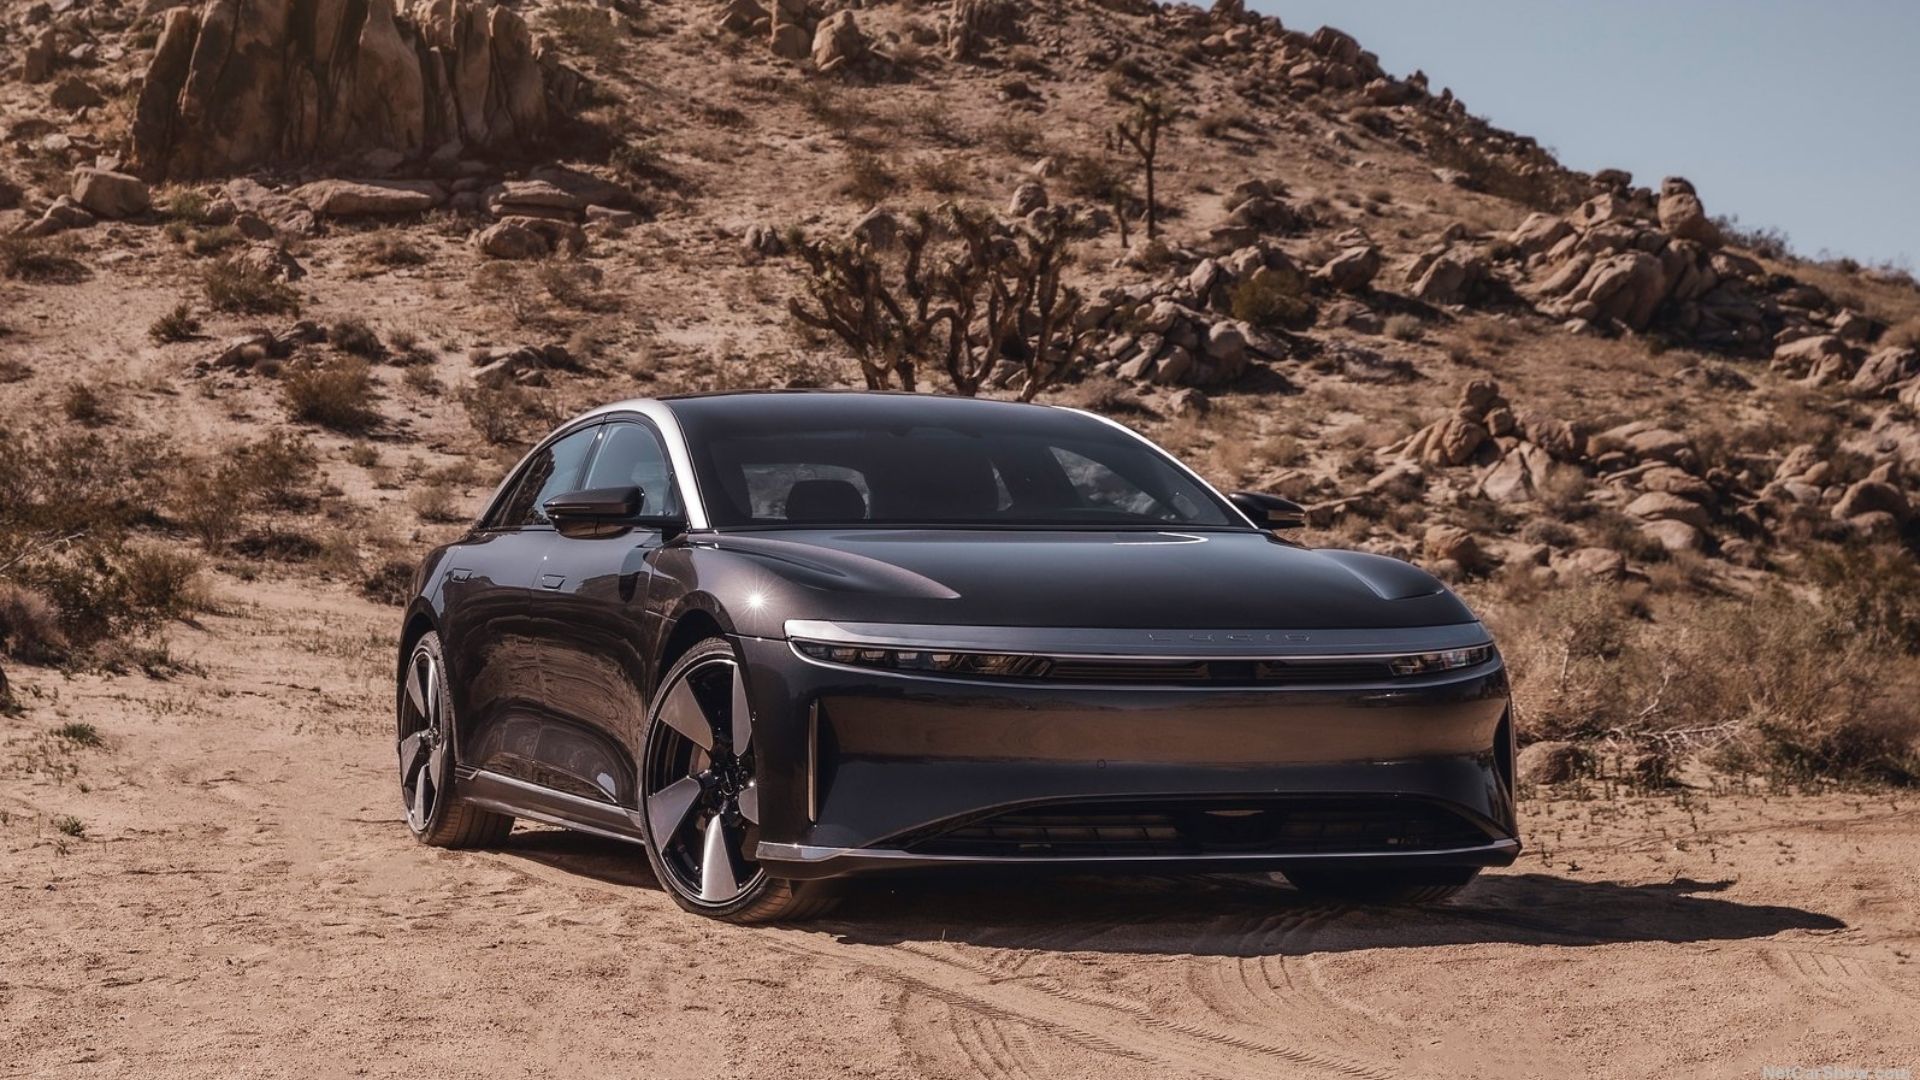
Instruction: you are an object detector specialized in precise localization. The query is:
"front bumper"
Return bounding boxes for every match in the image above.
[734,623,1518,881]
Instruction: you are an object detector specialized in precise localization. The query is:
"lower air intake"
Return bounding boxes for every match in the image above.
[900,797,1493,858]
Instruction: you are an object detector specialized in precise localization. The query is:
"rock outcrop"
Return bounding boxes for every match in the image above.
[131,0,582,180]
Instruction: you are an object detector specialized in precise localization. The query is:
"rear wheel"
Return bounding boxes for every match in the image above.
[398,631,514,848]
[638,638,836,923]
[1283,865,1480,905]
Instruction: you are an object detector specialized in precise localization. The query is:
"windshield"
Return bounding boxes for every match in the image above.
[676,399,1243,530]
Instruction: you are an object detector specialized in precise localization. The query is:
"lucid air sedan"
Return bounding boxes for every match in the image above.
[394,391,1517,922]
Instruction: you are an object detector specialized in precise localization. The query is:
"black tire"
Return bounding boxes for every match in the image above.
[1283,865,1481,906]
[638,637,837,924]
[399,631,514,849]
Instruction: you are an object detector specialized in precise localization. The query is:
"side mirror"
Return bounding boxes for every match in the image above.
[1229,491,1307,530]
[545,485,643,522]
[545,485,689,539]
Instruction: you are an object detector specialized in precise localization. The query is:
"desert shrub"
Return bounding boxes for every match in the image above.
[361,558,415,606]
[543,3,627,63]
[911,156,968,195]
[538,261,612,311]
[329,318,384,359]
[0,583,68,663]
[838,150,899,204]
[1383,314,1423,342]
[362,234,428,267]
[1886,317,1920,351]
[204,257,300,315]
[61,383,109,427]
[165,222,244,256]
[1229,270,1312,329]
[1713,214,1792,260]
[987,116,1043,157]
[459,384,546,446]
[282,357,378,432]
[1424,136,1576,213]
[157,187,213,224]
[0,236,88,283]
[148,301,201,344]
[1499,583,1920,784]
[1061,153,1130,201]
[408,486,465,524]
[117,545,208,621]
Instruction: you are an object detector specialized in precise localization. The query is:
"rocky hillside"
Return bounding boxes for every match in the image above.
[2,0,1918,785]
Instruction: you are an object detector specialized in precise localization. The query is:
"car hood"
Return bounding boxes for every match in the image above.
[703,529,1477,631]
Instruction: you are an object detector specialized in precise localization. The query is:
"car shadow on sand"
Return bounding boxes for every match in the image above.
[816,870,1846,956]
[493,830,1843,956]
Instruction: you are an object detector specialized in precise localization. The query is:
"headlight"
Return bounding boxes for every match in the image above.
[1387,645,1494,676]
[792,641,1048,677]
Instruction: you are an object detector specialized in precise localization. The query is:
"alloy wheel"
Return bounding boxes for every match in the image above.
[398,645,451,833]
[642,653,763,906]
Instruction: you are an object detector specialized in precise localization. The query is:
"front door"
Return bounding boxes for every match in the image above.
[447,422,602,782]
[525,419,686,808]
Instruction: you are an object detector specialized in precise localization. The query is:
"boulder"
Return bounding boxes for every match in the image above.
[487,180,587,217]
[471,343,580,389]
[812,11,872,72]
[1314,244,1381,292]
[1625,490,1711,530]
[132,0,571,181]
[70,168,151,219]
[22,28,57,83]
[770,23,812,60]
[1556,547,1628,583]
[1517,740,1589,785]
[1007,181,1049,218]
[1401,416,1488,468]
[1422,524,1486,570]
[1168,387,1209,418]
[1509,212,1573,256]
[1770,334,1857,381]
[1640,519,1704,553]
[477,216,585,260]
[50,75,105,111]
[1833,480,1909,523]
[1409,248,1489,304]
[1478,443,1578,504]
[1851,347,1920,397]
[293,179,444,218]
[1656,176,1719,246]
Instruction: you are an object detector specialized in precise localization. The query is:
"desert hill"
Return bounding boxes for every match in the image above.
[3,0,1920,784]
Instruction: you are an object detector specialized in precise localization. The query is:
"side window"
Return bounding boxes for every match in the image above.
[581,422,681,517]
[493,426,601,528]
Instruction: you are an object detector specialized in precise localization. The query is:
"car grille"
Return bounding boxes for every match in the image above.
[898,797,1495,858]
[992,656,1408,685]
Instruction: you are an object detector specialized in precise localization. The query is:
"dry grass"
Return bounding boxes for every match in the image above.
[0,236,87,283]
[282,357,378,433]
[148,301,201,344]
[204,257,300,315]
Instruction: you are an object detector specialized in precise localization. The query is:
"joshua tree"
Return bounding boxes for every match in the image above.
[1113,93,1176,240]
[788,204,1093,400]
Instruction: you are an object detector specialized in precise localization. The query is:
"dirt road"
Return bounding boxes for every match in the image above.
[4,577,1918,1079]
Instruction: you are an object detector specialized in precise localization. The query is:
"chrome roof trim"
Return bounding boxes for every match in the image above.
[570,398,712,530]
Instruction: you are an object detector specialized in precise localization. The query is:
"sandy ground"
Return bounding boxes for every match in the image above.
[3,575,1919,1080]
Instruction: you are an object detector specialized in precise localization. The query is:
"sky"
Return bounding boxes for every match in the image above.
[1249,1,1919,268]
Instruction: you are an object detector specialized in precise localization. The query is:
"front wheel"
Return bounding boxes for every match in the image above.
[638,638,836,923]
[398,631,514,848]
[1283,865,1481,905]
